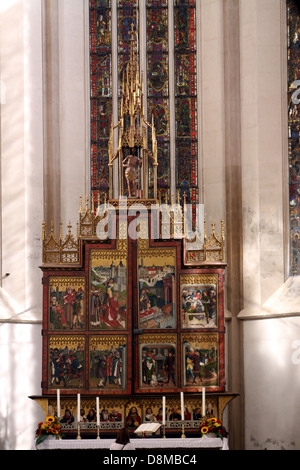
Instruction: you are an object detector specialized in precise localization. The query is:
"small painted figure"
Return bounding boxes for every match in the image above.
[122,150,142,198]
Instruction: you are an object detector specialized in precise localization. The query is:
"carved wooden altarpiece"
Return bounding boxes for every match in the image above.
[30,205,237,436]
[31,27,237,436]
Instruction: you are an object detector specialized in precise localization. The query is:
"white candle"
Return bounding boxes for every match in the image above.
[77,394,81,422]
[96,397,100,426]
[180,392,184,421]
[57,389,60,418]
[162,396,166,426]
[202,387,206,417]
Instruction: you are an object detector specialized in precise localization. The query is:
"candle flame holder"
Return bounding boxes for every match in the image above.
[77,422,81,440]
[181,421,186,439]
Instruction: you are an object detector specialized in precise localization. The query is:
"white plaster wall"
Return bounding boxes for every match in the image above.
[240,0,286,309]
[0,322,43,450]
[244,317,300,450]
[0,0,44,451]
[0,0,89,315]
[240,0,300,450]
[0,0,43,320]
[0,0,88,450]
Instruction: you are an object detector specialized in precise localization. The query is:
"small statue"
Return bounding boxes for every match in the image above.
[122,150,142,198]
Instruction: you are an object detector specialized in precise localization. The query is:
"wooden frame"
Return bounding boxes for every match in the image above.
[136,333,178,394]
[181,332,225,393]
[48,276,86,331]
[41,218,226,398]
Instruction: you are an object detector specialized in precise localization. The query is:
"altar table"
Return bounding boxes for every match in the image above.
[37,437,228,451]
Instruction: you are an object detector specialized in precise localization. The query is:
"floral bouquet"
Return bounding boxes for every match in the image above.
[199,417,228,439]
[35,416,62,445]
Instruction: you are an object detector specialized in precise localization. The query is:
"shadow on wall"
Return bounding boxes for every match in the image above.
[0,322,43,450]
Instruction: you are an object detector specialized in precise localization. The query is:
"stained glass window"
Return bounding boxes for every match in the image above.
[174,0,198,207]
[146,1,170,196]
[89,0,199,207]
[287,0,300,274]
[117,0,139,98]
[90,0,112,206]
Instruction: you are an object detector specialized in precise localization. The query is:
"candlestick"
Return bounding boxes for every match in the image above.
[77,394,81,423]
[77,394,81,439]
[77,422,81,440]
[202,387,206,417]
[57,389,60,419]
[162,396,166,438]
[180,392,186,439]
[96,396,100,439]
[96,397,100,426]
[180,392,184,420]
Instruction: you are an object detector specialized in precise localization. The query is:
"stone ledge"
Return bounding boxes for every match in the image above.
[238,276,300,320]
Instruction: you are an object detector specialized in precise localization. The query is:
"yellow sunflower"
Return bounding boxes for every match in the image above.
[201,426,209,434]
[46,416,55,423]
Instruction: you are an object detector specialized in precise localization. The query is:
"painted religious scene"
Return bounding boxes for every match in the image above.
[139,335,177,391]
[138,258,176,330]
[89,336,127,391]
[89,248,127,330]
[48,336,85,390]
[180,275,218,329]
[182,334,219,389]
[49,277,85,330]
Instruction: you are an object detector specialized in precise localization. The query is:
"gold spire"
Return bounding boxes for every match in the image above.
[108,22,158,201]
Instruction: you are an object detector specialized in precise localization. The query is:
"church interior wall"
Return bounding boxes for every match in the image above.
[243,316,300,450]
[0,322,43,450]
[0,0,299,450]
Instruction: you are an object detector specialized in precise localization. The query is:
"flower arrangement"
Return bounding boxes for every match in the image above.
[35,416,62,445]
[199,417,228,439]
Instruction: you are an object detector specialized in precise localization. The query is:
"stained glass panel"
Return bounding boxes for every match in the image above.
[287,0,300,274]
[146,6,168,52]
[117,0,138,99]
[147,2,170,194]
[174,0,198,206]
[147,52,169,97]
[90,0,112,204]
[89,1,199,206]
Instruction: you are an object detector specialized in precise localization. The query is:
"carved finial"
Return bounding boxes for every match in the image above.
[79,195,82,215]
[42,221,46,241]
[68,221,72,234]
[221,220,225,240]
[59,222,63,241]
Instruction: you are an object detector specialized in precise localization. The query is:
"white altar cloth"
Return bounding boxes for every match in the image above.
[37,437,228,451]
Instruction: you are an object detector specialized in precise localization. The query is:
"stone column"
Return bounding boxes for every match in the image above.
[42,0,61,234]
[223,0,245,450]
